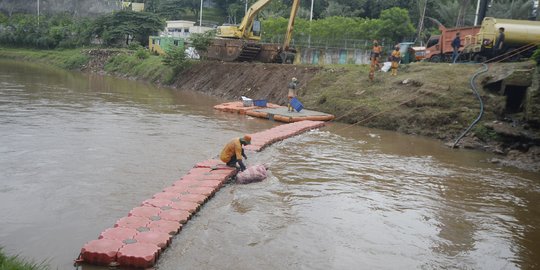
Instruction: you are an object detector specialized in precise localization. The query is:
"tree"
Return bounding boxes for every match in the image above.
[487,0,533,20]
[189,30,216,58]
[162,45,190,75]
[156,0,185,20]
[93,10,164,46]
[227,3,243,24]
[376,7,415,44]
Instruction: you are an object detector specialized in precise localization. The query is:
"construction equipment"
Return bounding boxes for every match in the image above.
[425,17,540,62]
[205,0,300,63]
[274,0,301,63]
[463,17,540,62]
[424,17,480,62]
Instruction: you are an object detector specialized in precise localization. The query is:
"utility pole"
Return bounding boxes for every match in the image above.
[245,0,248,15]
[308,0,313,48]
[37,0,40,27]
[199,0,203,30]
[416,0,427,45]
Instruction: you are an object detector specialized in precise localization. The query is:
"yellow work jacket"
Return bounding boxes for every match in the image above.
[220,138,243,162]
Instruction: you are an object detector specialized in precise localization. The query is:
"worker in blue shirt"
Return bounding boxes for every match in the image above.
[451,32,461,63]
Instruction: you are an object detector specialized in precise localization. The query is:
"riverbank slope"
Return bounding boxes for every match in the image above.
[1,48,538,171]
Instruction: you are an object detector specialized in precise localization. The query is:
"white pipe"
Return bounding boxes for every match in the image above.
[199,0,203,27]
[474,0,481,25]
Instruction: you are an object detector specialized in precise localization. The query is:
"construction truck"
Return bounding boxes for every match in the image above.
[462,17,540,62]
[425,17,540,63]
[424,17,481,62]
[205,0,300,63]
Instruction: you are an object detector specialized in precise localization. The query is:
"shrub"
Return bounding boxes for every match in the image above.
[135,48,149,59]
[162,46,190,76]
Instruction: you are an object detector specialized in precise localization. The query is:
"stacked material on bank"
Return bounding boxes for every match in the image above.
[214,101,334,123]
[78,120,326,268]
[214,101,282,114]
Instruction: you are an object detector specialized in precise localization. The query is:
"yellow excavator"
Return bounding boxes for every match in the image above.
[206,0,300,63]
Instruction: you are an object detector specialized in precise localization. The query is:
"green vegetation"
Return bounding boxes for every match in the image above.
[106,52,176,84]
[301,62,490,139]
[0,248,49,270]
[93,11,165,46]
[162,46,191,78]
[0,47,89,69]
[189,30,216,58]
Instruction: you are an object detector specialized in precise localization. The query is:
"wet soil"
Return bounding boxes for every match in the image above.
[79,52,540,172]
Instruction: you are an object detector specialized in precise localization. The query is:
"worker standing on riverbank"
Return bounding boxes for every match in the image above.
[451,32,461,63]
[220,135,251,171]
[369,40,382,81]
[390,46,401,76]
[288,77,299,112]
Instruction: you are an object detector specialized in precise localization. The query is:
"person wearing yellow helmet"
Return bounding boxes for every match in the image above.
[220,135,251,171]
[369,40,383,81]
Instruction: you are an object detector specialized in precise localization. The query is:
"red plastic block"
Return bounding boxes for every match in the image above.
[170,200,200,213]
[181,173,229,181]
[173,179,222,189]
[141,198,171,208]
[80,239,123,266]
[129,206,161,219]
[148,219,182,235]
[134,231,172,249]
[178,193,208,204]
[99,227,138,241]
[152,192,180,200]
[117,242,160,268]
[159,209,191,223]
[195,159,227,168]
[115,216,150,229]
[163,185,190,194]
[185,186,216,196]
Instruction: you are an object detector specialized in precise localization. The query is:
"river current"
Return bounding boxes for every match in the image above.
[0,59,539,270]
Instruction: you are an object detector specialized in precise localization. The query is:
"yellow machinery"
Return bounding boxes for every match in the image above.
[463,17,540,61]
[206,0,301,63]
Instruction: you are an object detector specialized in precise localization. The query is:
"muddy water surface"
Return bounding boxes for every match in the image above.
[1,60,539,270]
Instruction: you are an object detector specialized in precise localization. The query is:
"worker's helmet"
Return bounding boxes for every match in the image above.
[373,40,379,44]
[241,135,251,145]
[292,77,298,82]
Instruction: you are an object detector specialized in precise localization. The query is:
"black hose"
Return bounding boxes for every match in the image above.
[452,63,489,148]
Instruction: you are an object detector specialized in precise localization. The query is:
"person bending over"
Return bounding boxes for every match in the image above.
[220,135,251,171]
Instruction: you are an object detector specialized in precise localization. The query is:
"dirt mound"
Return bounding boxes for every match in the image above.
[174,62,321,106]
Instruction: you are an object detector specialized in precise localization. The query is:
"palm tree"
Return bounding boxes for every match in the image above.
[486,0,533,19]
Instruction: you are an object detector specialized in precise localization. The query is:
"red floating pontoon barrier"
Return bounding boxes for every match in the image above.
[134,231,172,249]
[129,206,161,219]
[158,208,191,223]
[117,242,160,268]
[99,227,138,241]
[147,219,182,235]
[115,216,150,229]
[80,238,123,266]
[79,120,327,268]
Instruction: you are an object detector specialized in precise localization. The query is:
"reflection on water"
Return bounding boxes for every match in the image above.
[1,60,539,270]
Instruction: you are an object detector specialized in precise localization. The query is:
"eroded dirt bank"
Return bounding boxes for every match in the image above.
[171,61,540,172]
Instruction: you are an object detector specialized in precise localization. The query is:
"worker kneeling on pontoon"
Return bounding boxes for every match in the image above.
[220,135,251,171]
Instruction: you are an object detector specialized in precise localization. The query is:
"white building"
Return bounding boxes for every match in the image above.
[162,20,214,38]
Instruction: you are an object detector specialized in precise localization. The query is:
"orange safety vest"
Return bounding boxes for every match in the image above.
[220,138,243,163]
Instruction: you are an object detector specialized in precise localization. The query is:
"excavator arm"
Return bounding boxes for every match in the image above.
[282,0,301,51]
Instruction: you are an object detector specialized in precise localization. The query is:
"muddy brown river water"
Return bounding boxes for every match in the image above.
[1,59,539,270]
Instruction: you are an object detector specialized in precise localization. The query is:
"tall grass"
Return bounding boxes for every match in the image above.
[0,47,89,70]
[0,248,49,270]
[105,53,176,84]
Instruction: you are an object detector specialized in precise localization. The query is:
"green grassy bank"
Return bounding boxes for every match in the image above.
[0,248,48,270]
[0,47,175,84]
